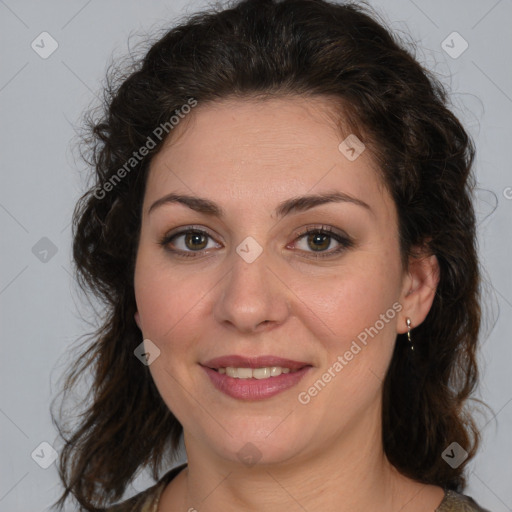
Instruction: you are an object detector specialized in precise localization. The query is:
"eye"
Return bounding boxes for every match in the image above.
[159,227,221,257]
[159,224,353,259]
[290,225,354,258]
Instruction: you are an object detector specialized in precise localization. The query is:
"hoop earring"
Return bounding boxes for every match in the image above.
[406,317,414,351]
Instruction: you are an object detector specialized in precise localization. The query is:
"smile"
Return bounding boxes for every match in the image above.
[200,355,313,400]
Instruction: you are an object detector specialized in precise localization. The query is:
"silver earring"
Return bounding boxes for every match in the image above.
[406,317,414,351]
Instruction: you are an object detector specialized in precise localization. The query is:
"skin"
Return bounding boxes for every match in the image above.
[133,96,443,511]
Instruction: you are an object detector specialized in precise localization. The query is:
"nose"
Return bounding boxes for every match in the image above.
[213,249,291,334]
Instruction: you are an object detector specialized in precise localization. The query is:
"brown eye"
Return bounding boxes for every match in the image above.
[184,231,209,250]
[292,226,354,258]
[306,232,332,252]
[160,228,221,257]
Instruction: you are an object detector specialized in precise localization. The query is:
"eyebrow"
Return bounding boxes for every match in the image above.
[147,191,372,218]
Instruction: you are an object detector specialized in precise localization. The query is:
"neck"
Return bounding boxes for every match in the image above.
[166,405,443,512]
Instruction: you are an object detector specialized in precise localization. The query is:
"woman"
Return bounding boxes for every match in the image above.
[53,0,491,510]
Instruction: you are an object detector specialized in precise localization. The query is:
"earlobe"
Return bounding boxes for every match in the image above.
[134,311,142,330]
[398,251,440,334]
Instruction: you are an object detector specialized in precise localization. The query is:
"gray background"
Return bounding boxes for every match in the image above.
[1,0,511,511]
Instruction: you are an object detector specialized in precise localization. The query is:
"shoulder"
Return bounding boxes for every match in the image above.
[104,463,187,512]
[437,490,492,512]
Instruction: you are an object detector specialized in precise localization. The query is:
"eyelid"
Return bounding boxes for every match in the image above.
[292,224,349,240]
[162,224,219,240]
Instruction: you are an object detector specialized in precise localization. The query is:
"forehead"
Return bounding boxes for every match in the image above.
[144,96,391,220]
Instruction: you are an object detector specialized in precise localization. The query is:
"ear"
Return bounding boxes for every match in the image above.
[397,247,440,334]
[134,311,142,331]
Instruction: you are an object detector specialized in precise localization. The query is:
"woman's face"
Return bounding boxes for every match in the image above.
[134,96,419,467]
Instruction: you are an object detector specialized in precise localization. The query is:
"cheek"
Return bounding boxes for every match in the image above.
[134,254,207,419]
[292,257,401,347]
[133,249,213,406]
[290,254,402,411]
[134,248,201,340]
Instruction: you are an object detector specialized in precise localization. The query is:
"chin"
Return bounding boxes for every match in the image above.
[203,420,313,468]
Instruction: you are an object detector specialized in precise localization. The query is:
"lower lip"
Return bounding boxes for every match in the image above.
[201,365,312,401]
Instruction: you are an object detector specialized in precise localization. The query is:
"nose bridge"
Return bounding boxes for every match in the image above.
[213,245,289,332]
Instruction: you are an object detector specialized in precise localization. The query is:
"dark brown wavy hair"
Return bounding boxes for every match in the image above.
[52,0,484,509]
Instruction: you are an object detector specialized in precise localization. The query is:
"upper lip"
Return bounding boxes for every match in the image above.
[201,355,311,371]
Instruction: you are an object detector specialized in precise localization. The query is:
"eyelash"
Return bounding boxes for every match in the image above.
[158,224,354,259]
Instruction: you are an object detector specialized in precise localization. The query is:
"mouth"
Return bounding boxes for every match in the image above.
[202,355,311,375]
[200,355,313,400]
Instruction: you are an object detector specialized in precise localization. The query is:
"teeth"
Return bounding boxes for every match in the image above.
[253,367,270,379]
[235,367,253,379]
[219,366,297,379]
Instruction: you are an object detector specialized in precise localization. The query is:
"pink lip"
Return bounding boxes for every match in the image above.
[200,355,312,401]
